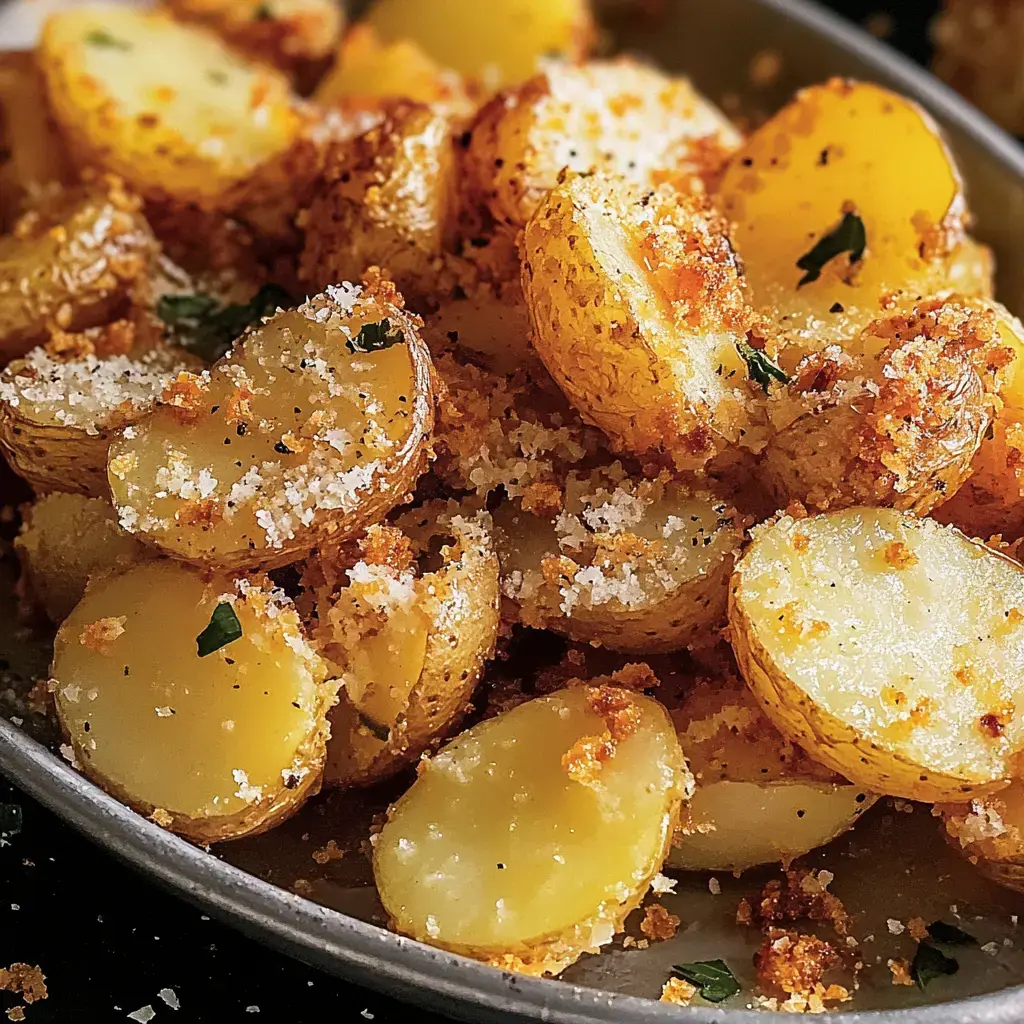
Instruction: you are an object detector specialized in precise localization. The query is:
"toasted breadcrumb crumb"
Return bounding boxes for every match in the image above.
[78,616,127,654]
[561,732,615,785]
[743,869,851,937]
[883,541,918,569]
[754,928,840,999]
[640,904,680,942]
[888,957,914,986]
[312,839,344,865]
[7,1007,26,1022]
[0,964,47,1005]
[660,977,698,1005]
[149,808,173,828]
[907,917,929,942]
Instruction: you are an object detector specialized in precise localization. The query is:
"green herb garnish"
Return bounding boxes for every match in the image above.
[796,210,867,287]
[910,941,959,989]
[671,960,740,1003]
[85,29,132,50]
[738,339,789,393]
[927,921,977,946]
[0,803,22,836]
[254,3,274,20]
[356,710,391,743]
[196,602,243,658]
[156,284,292,363]
[346,318,403,354]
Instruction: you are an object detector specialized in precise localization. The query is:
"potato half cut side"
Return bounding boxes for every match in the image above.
[53,561,335,843]
[107,279,434,570]
[522,174,757,470]
[494,467,742,653]
[937,780,1024,893]
[466,59,740,230]
[0,177,156,361]
[374,685,689,975]
[717,79,966,366]
[760,299,1003,515]
[16,492,152,623]
[39,6,301,208]
[669,678,876,872]
[313,502,500,788]
[359,0,593,86]
[1,343,195,497]
[730,508,1024,802]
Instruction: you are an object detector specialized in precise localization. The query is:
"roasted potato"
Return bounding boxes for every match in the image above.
[300,103,457,302]
[522,174,759,470]
[730,508,1024,803]
[162,0,343,76]
[0,177,157,362]
[359,0,593,86]
[760,299,1004,515]
[373,685,689,975]
[937,780,1024,893]
[39,6,302,209]
[717,79,968,368]
[312,503,500,788]
[107,278,434,570]
[0,53,73,230]
[52,560,335,843]
[315,24,472,112]
[494,467,743,653]
[15,492,152,623]
[466,59,740,231]
[669,677,877,872]
[1,342,195,497]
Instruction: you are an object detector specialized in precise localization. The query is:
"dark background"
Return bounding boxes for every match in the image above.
[0,2,951,1021]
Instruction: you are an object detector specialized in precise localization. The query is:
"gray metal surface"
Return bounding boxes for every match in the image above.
[4,0,1024,1020]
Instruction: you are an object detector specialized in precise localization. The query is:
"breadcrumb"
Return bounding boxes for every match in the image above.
[888,957,914,986]
[78,616,127,654]
[0,964,47,1005]
[640,904,680,942]
[660,977,697,1005]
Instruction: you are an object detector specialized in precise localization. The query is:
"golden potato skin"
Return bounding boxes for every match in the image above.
[0,177,156,362]
[466,59,740,230]
[317,505,499,788]
[39,7,302,209]
[16,492,152,622]
[300,103,457,301]
[760,300,1003,515]
[53,561,335,843]
[521,173,755,470]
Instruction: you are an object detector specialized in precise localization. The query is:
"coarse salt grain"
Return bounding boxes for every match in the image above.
[127,1007,156,1023]
[157,988,180,1010]
[708,877,721,895]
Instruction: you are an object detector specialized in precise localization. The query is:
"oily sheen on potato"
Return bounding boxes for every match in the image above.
[107,281,434,570]
[730,508,1024,802]
[669,679,876,872]
[52,561,334,843]
[374,685,689,975]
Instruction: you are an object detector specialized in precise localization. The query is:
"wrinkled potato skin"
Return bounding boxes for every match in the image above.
[300,103,457,301]
[323,508,500,788]
[0,178,157,362]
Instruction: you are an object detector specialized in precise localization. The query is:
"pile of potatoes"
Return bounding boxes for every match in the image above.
[5,0,1024,990]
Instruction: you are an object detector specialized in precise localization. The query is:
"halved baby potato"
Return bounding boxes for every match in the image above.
[760,299,1003,515]
[300,103,457,302]
[16,492,152,623]
[39,6,302,208]
[359,0,593,86]
[0,176,157,361]
[467,59,740,230]
[669,677,876,872]
[730,508,1024,803]
[107,279,435,570]
[494,467,743,653]
[717,78,968,367]
[937,780,1024,893]
[1,342,195,496]
[374,684,689,975]
[53,560,335,843]
[521,174,758,470]
[313,503,500,788]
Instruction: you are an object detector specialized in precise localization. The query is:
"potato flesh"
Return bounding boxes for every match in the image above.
[15,492,151,623]
[53,561,330,838]
[732,509,1024,801]
[361,0,592,85]
[374,687,687,966]
[108,289,431,567]
[40,7,301,207]
[668,681,874,871]
[717,80,964,366]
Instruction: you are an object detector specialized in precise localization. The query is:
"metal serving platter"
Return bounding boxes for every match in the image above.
[5,0,1024,1020]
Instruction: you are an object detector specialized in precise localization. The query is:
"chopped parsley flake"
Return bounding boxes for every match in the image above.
[196,603,243,658]
[796,210,867,287]
[671,959,740,1003]
[346,318,403,354]
[910,941,959,989]
[737,339,789,392]
[85,29,132,50]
